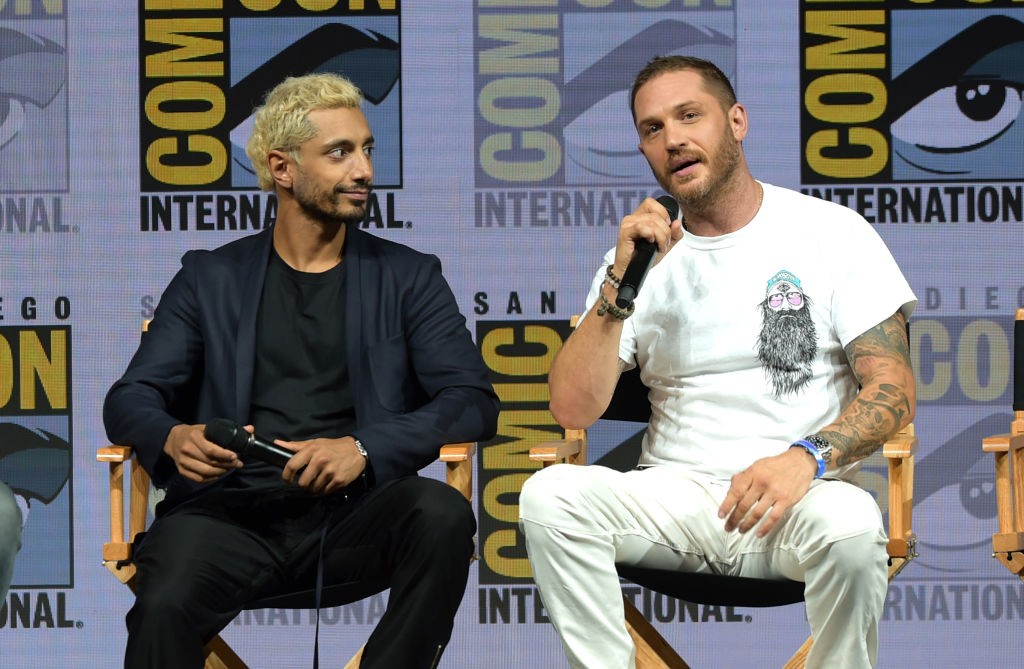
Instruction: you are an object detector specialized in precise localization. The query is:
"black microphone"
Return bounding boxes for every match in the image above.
[616,195,680,309]
[203,418,294,469]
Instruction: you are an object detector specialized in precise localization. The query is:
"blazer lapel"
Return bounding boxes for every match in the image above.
[234,227,275,421]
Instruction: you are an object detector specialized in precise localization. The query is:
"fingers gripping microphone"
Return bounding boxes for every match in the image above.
[615,195,680,309]
[204,418,294,468]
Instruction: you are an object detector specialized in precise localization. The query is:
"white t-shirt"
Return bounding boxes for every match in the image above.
[583,182,917,482]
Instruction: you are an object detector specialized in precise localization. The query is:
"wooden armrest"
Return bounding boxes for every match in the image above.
[440,442,476,462]
[441,443,475,503]
[884,430,916,563]
[97,445,134,462]
[983,433,1013,454]
[529,438,583,462]
[99,444,150,585]
[881,431,917,459]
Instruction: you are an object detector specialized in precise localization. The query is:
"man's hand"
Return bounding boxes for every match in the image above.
[718,448,817,537]
[163,423,242,484]
[277,436,367,495]
[612,197,684,278]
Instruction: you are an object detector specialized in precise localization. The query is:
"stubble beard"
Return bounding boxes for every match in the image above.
[668,131,743,216]
[294,180,367,228]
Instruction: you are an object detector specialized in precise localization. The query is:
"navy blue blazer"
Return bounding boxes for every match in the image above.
[103,225,499,511]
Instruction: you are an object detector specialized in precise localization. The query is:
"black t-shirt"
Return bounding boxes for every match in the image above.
[239,249,358,490]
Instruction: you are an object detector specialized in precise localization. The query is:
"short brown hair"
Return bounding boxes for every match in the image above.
[629,56,737,125]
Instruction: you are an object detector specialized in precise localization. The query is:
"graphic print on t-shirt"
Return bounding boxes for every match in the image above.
[755,270,817,397]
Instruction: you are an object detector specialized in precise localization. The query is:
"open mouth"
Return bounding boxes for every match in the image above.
[670,157,700,176]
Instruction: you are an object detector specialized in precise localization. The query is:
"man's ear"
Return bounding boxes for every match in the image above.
[268,149,293,189]
[729,102,749,142]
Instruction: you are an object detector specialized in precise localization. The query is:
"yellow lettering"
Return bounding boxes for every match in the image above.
[0,335,12,408]
[805,11,886,70]
[481,325,562,375]
[146,135,227,185]
[479,77,560,128]
[144,19,224,78]
[19,330,66,410]
[805,127,886,178]
[482,527,532,578]
[478,14,559,75]
[145,81,225,130]
[805,73,886,123]
[957,319,1009,402]
[911,320,951,402]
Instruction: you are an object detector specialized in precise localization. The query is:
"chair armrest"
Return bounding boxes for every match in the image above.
[529,438,582,462]
[529,428,587,466]
[881,427,917,563]
[97,445,151,585]
[440,443,475,502]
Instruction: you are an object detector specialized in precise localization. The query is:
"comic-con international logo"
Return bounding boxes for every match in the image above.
[800,2,1024,184]
[0,2,68,193]
[473,1,735,190]
[137,2,402,231]
[0,325,73,628]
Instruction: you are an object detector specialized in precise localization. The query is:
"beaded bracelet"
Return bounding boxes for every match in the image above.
[604,264,623,289]
[596,280,635,320]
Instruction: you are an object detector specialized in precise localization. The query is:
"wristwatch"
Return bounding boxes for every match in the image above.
[791,434,833,479]
[353,438,368,459]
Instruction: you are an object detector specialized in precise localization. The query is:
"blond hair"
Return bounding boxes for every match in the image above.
[245,73,364,191]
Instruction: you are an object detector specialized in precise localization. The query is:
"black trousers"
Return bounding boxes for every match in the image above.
[124,476,476,669]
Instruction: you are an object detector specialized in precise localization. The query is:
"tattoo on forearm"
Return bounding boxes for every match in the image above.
[823,313,913,468]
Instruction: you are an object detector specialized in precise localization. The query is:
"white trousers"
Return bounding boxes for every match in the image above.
[519,464,888,669]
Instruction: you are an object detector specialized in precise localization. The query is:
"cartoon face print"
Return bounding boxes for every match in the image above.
[756,270,817,397]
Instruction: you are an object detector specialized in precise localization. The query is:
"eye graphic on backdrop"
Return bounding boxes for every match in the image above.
[890,15,1024,180]
[226,22,400,188]
[561,19,735,183]
[0,28,66,151]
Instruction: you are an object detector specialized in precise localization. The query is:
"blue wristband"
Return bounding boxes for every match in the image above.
[791,439,826,479]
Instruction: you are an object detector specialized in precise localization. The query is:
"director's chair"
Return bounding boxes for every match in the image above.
[983,307,1024,579]
[529,316,917,669]
[98,319,477,669]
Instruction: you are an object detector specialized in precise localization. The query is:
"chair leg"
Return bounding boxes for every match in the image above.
[781,636,812,669]
[623,595,692,669]
[203,635,248,669]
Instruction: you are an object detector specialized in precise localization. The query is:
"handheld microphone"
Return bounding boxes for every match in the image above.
[616,195,680,309]
[203,418,294,469]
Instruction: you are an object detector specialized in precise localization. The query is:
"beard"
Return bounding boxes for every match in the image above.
[669,127,744,214]
[293,178,368,228]
[755,299,818,398]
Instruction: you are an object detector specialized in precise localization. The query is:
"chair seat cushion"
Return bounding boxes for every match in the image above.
[616,565,805,608]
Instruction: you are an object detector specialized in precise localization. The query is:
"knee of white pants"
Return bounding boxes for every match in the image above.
[786,481,886,565]
[519,464,601,529]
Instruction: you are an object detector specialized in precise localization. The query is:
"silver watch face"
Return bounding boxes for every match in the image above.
[806,435,833,465]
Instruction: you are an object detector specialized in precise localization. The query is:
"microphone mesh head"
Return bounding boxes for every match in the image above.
[203,418,247,453]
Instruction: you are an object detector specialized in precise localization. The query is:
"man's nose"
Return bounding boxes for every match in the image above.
[352,151,373,180]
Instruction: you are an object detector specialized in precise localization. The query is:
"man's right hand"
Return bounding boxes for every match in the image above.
[163,423,243,484]
[612,196,684,277]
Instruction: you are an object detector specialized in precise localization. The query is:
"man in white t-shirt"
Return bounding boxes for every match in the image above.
[519,56,916,669]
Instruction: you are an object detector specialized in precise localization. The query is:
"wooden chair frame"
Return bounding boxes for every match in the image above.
[99,441,476,669]
[984,307,1024,579]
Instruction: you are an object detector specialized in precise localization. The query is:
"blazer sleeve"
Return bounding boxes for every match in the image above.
[102,252,204,487]
[352,255,500,484]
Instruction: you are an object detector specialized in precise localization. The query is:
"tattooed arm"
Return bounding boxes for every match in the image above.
[718,310,915,536]
[815,310,916,467]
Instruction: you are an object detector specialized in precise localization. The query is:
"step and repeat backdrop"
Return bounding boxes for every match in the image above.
[2,0,1023,666]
